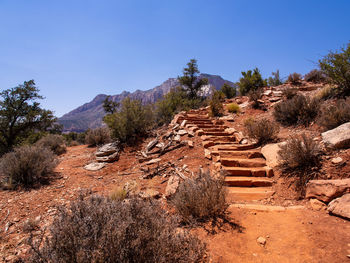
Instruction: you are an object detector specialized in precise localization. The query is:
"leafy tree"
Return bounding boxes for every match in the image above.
[103,95,119,114]
[220,83,237,99]
[0,80,56,155]
[238,68,266,95]
[319,42,350,96]
[267,70,283,86]
[103,97,154,144]
[178,59,208,99]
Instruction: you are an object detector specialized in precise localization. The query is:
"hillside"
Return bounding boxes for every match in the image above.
[59,74,235,132]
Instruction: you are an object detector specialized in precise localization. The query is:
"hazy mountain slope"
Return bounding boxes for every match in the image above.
[59,74,234,132]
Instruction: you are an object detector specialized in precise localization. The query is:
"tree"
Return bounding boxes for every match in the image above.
[0,80,56,155]
[103,95,119,114]
[220,83,237,99]
[267,70,283,87]
[238,68,266,95]
[178,59,208,99]
[319,42,350,96]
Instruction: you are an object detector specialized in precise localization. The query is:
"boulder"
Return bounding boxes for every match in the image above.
[305,179,350,203]
[177,130,188,136]
[95,142,119,157]
[322,122,350,149]
[261,142,286,168]
[84,162,105,171]
[327,194,350,220]
[165,175,180,198]
[96,151,119,163]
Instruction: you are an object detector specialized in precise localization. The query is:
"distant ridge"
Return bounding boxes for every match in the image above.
[58,74,234,132]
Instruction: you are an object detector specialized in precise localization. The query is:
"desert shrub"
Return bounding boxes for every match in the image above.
[273,95,320,126]
[28,195,207,263]
[319,42,350,96]
[209,91,224,117]
[248,88,263,109]
[22,218,40,233]
[244,118,279,145]
[220,83,237,99]
[226,103,240,113]
[109,186,127,201]
[0,145,57,189]
[238,68,266,95]
[282,87,298,100]
[267,70,283,87]
[104,98,155,144]
[304,69,326,83]
[287,73,302,85]
[36,134,66,155]
[85,127,111,147]
[278,133,321,170]
[69,141,79,146]
[171,170,227,225]
[315,85,336,100]
[318,98,350,130]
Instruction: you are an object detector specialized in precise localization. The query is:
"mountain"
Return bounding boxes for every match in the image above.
[59,74,235,132]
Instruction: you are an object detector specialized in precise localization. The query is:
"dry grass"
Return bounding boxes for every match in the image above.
[226,103,240,113]
[318,97,350,130]
[244,118,279,145]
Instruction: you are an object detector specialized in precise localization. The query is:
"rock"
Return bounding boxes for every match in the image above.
[188,140,194,148]
[240,139,248,144]
[225,128,236,134]
[261,142,286,168]
[331,157,343,164]
[204,149,212,160]
[165,175,180,198]
[196,129,204,136]
[272,91,283,97]
[95,142,119,157]
[155,142,165,148]
[96,151,119,162]
[173,134,181,142]
[235,132,244,142]
[84,162,105,171]
[309,198,326,211]
[263,90,273,96]
[257,236,266,246]
[145,158,161,165]
[220,116,235,122]
[139,189,161,199]
[327,193,350,220]
[180,120,187,127]
[146,138,159,152]
[322,122,350,149]
[188,130,195,137]
[240,101,249,108]
[172,124,180,130]
[306,179,350,203]
[177,130,188,136]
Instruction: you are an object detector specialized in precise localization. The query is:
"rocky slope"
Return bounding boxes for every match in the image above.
[58,74,234,132]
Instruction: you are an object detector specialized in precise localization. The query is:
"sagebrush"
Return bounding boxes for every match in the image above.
[0,145,57,189]
[304,69,326,83]
[244,118,279,145]
[28,195,207,263]
[318,98,350,130]
[248,88,263,109]
[36,134,66,155]
[287,73,302,85]
[209,91,224,117]
[282,87,298,100]
[85,127,111,146]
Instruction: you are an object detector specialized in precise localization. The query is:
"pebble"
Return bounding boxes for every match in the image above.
[331,157,343,164]
[257,236,266,246]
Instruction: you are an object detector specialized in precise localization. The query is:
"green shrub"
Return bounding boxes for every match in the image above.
[104,98,155,144]
[0,145,57,189]
[170,170,227,225]
[318,98,350,130]
[226,103,240,113]
[287,73,302,85]
[244,118,279,145]
[282,87,298,100]
[209,91,224,117]
[248,88,263,109]
[36,134,66,155]
[28,195,207,263]
[267,70,283,87]
[304,69,326,83]
[273,95,320,126]
[319,42,350,96]
[85,127,111,147]
[238,68,266,95]
[220,83,237,99]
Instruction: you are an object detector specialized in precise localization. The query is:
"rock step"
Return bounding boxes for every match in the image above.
[211,144,258,151]
[224,177,273,187]
[202,131,231,136]
[226,187,275,201]
[201,128,226,132]
[203,141,240,148]
[202,136,237,142]
[222,166,273,177]
[211,150,264,159]
[221,158,266,168]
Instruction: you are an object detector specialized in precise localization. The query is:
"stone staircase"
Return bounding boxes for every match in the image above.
[176,109,275,203]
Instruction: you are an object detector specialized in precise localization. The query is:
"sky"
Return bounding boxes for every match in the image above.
[0,0,349,117]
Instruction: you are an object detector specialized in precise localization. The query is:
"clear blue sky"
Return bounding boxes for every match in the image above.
[0,0,349,117]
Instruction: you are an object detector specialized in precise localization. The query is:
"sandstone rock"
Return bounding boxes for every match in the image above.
[84,162,105,171]
[173,134,181,142]
[96,151,119,162]
[225,128,236,134]
[165,175,180,198]
[272,91,283,97]
[220,116,235,122]
[204,149,212,160]
[322,122,350,149]
[257,236,266,246]
[240,139,248,144]
[172,124,180,130]
[309,198,326,211]
[263,90,273,96]
[188,140,194,148]
[187,130,195,137]
[331,157,343,164]
[196,129,204,136]
[146,138,159,152]
[327,193,350,220]
[177,129,188,136]
[239,101,249,108]
[261,142,286,168]
[145,158,161,165]
[139,189,161,199]
[155,142,164,148]
[180,120,187,127]
[306,179,350,203]
[95,142,119,157]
